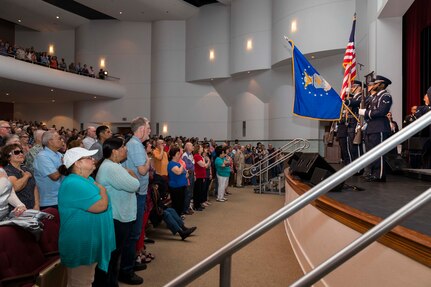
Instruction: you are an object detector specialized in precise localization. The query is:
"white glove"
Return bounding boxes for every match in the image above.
[359,109,366,116]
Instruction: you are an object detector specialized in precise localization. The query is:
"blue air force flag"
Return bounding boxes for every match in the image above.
[287,38,342,120]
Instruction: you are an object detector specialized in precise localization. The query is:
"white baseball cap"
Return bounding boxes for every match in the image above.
[63,147,97,169]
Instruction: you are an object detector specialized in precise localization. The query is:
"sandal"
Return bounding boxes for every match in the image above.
[145,252,156,260]
[139,254,152,263]
[141,250,156,260]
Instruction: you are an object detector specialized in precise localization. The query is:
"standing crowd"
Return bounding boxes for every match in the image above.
[0,117,284,286]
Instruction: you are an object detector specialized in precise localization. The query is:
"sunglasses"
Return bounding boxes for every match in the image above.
[10,150,24,156]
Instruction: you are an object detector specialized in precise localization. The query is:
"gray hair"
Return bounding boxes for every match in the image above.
[33,130,45,144]
[130,117,149,133]
[41,131,56,146]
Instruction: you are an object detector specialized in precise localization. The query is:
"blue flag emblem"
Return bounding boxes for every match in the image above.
[287,39,342,120]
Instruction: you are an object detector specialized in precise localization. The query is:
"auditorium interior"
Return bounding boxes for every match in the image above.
[0,0,430,286]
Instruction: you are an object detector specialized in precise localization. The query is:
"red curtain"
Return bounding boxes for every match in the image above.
[403,0,431,115]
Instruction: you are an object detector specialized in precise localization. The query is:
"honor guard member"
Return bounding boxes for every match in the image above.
[336,110,350,165]
[414,86,431,167]
[358,75,392,182]
[403,106,417,127]
[344,80,365,163]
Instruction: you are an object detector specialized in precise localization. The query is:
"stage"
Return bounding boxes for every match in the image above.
[326,172,431,236]
[283,168,431,286]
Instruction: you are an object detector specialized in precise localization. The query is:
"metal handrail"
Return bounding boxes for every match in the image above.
[165,111,431,287]
[242,138,309,179]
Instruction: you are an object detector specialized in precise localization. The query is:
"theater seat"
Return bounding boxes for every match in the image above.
[0,217,60,286]
[39,208,60,256]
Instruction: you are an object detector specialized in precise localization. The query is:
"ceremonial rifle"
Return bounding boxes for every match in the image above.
[353,71,374,144]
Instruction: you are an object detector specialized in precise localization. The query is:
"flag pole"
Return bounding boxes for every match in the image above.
[342,102,360,122]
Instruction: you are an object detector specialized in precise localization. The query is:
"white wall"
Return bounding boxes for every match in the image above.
[14,102,75,129]
[375,17,403,127]
[74,21,152,128]
[186,4,230,81]
[272,0,355,65]
[15,29,75,65]
[230,0,272,74]
[152,21,229,139]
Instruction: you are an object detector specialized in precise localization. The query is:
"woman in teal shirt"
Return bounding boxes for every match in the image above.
[58,147,115,287]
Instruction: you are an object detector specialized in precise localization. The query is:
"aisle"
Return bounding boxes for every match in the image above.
[123,186,304,287]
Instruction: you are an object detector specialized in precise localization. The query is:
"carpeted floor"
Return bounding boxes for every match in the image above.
[121,186,304,287]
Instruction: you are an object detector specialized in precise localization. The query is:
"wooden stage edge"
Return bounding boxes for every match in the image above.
[284,170,431,267]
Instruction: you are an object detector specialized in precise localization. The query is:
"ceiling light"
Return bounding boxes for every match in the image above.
[50,89,54,92]
[6,93,9,96]
[56,16,60,19]
[247,71,250,74]
[51,99,55,103]
[18,19,21,23]
[209,49,215,61]
[211,78,214,81]
[119,11,123,15]
[311,55,315,59]
[93,96,97,99]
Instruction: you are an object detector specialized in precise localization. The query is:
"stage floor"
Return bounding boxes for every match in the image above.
[325,173,431,237]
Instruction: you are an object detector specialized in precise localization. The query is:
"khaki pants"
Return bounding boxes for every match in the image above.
[236,166,244,186]
[67,263,96,287]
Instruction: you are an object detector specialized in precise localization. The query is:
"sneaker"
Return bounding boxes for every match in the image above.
[119,272,144,285]
[216,199,225,202]
[223,197,228,201]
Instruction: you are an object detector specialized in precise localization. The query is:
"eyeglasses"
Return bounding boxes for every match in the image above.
[79,156,94,161]
[10,150,24,156]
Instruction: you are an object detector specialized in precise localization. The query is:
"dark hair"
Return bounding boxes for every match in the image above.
[58,164,73,176]
[0,144,22,166]
[215,145,224,157]
[168,146,180,161]
[96,125,109,140]
[103,137,124,159]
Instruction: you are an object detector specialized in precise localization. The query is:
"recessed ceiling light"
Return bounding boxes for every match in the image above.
[18,19,22,23]
[119,11,123,15]
[247,71,250,74]
[311,55,315,59]
[50,89,54,92]
[93,96,97,99]
[6,93,9,96]
[56,16,60,19]
[51,99,55,103]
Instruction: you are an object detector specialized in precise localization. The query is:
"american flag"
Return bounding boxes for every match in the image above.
[340,14,357,100]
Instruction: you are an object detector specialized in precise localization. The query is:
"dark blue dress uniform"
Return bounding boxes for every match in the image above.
[336,111,350,165]
[344,90,365,163]
[413,88,431,167]
[362,76,393,181]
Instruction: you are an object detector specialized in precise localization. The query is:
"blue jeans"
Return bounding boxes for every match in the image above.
[163,208,184,235]
[183,172,194,213]
[120,193,146,275]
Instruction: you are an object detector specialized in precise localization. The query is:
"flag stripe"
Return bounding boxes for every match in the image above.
[340,15,357,100]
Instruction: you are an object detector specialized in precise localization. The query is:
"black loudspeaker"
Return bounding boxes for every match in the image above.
[288,152,303,171]
[385,154,409,173]
[310,167,344,192]
[291,153,335,180]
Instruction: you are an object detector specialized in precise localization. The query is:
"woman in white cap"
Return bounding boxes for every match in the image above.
[57,147,115,287]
